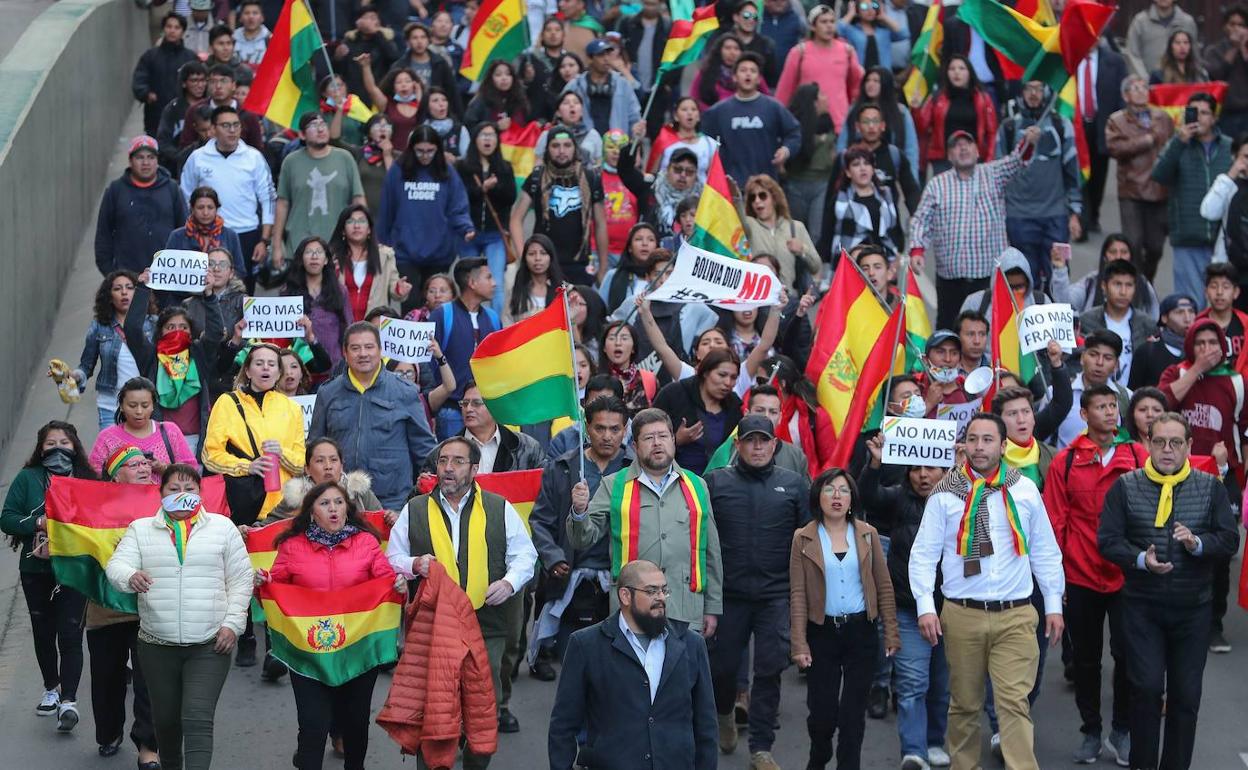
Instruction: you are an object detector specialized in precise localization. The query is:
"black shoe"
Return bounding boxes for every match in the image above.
[498,708,520,733]
[529,658,556,681]
[867,686,889,719]
[261,652,288,681]
[98,736,123,757]
[235,636,257,668]
[138,762,162,770]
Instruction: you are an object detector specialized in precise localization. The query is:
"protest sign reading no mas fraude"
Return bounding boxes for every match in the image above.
[243,297,305,338]
[148,249,208,292]
[881,417,957,467]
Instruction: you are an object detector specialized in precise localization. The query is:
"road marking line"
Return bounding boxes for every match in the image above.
[1238,751,1248,767]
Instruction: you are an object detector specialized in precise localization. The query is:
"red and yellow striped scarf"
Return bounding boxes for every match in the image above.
[609,469,710,593]
[163,510,201,565]
[955,461,1028,558]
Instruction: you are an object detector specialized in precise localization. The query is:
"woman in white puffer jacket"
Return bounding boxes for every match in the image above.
[106,463,252,770]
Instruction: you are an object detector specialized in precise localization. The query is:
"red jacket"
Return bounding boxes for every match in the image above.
[376,561,497,769]
[269,529,394,591]
[1044,436,1149,594]
[912,88,998,166]
[1195,306,1248,375]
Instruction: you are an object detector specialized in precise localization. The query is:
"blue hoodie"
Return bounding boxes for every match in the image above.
[378,162,473,266]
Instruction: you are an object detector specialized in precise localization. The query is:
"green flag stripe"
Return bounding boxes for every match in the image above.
[268,627,398,687]
[481,375,580,425]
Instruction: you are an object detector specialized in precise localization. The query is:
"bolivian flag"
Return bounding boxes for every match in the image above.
[990,267,1038,385]
[470,288,579,425]
[903,2,943,105]
[1149,82,1230,124]
[242,0,324,129]
[259,575,402,686]
[805,263,905,470]
[657,0,720,81]
[689,148,749,260]
[46,477,230,613]
[477,468,543,530]
[247,510,391,573]
[500,120,542,191]
[461,0,529,81]
[958,0,1112,93]
[901,268,931,372]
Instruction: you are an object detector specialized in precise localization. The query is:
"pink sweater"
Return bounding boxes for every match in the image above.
[773,38,863,132]
[88,421,199,477]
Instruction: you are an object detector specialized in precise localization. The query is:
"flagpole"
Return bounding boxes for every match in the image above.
[562,284,586,481]
[298,0,337,80]
[622,260,677,325]
[879,256,911,419]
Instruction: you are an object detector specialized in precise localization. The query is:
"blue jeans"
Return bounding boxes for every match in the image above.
[1173,245,1214,310]
[98,405,116,432]
[435,405,464,441]
[460,231,507,312]
[1007,214,1069,295]
[894,608,950,759]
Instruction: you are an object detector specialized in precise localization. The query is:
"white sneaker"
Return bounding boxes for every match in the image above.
[56,701,78,732]
[901,755,931,770]
[927,746,951,766]
[35,690,59,716]
[990,733,1002,760]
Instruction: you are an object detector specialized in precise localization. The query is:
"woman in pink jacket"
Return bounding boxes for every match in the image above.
[774,4,864,133]
[257,481,401,770]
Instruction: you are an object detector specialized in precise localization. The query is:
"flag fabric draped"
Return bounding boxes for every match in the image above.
[1055,78,1091,181]
[475,468,544,527]
[499,120,542,191]
[688,148,750,260]
[901,269,931,371]
[658,1,720,79]
[242,0,324,129]
[990,267,1038,386]
[994,0,1056,80]
[704,427,738,473]
[1149,82,1230,123]
[646,124,681,175]
[46,477,230,613]
[246,511,392,574]
[958,0,1111,92]
[903,2,943,104]
[460,0,529,81]
[259,576,402,686]
[469,289,580,424]
[806,263,906,470]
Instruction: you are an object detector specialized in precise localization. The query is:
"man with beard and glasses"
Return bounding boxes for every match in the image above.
[569,408,723,636]
[548,559,718,770]
[511,127,609,285]
[387,437,537,754]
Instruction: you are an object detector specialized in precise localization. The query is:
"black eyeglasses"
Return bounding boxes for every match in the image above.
[624,585,671,598]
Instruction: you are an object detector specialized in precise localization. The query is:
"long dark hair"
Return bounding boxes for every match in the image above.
[509,234,565,320]
[275,480,382,546]
[23,420,95,478]
[93,270,143,324]
[789,83,824,166]
[400,124,449,180]
[115,376,159,426]
[940,53,983,94]
[328,203,381,277]
[459,121,514,182]
[845,65,907,147]
[599,319,641,369]
[285,236,348,316]
[476,59,528,117]
[546,52,584,94]
[698,34,743,107]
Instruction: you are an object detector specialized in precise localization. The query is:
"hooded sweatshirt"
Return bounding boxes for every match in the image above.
[1158,318,1248,484]
[378,163,473,266]
[958,247,1051,324]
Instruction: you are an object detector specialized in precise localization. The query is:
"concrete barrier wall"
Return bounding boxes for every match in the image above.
[0,0,147,458]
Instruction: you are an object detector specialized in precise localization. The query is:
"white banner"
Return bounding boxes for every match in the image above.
[379,318,436,363]
[645,241,782,308]
[243,297,305,338]
[935,397,984,440]
[881,417,957,467]
[148,249,208,293]
[1017,303,1075,354]
[291,394,316,436]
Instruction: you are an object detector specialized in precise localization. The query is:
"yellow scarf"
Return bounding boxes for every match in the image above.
[1004,438,1042,486]
[426,486,490,609]
[1142,458,1192,528]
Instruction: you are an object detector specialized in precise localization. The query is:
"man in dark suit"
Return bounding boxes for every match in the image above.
[1076,39,1128,239]
[548,559,718,770]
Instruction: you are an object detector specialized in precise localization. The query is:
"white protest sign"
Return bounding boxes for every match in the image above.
[1017,303,1075,354]
[243,297,305,338]
[379,318,436,363]
[291,394,316,436]
[645,241,782,309]
[936,397,984,439]
[148,249,208,292]
[881,417,957,467]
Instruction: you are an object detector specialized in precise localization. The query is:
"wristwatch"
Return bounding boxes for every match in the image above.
[434,355,449,367]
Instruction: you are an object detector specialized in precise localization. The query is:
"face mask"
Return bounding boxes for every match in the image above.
[927,365,960,384]
[393,92,419,104]
[902,394,927,418]
[41,447,75,476]
[162,492,202,513]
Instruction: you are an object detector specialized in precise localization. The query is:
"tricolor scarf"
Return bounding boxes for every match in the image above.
[161,496,203,565]
[1003,438,1042,487]
[939,461,1029,558]
[184,214,225,252]
[1142,458,1192,528]
[609,468,710,593]
[427,486,490,609]
[361,141,385,166]
[233,338,314,367]
[156,330,201,409]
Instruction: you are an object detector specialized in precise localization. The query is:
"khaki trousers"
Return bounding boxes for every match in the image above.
[941,601,1040,770]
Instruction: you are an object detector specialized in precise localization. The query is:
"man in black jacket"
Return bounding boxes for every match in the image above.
[704,415,808,768]
[549,559,718,770]
[1129,293,1196,390]
[94,136,188,275]
[1098,412,1239,770]
[132,13,200,137]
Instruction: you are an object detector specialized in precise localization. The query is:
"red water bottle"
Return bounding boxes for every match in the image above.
[263,451,282,493]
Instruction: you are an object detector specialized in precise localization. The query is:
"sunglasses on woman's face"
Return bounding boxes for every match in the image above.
[749,191,769,201]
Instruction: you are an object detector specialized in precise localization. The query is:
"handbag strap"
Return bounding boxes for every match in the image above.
[157,422,176,465]
[227,392,262,460]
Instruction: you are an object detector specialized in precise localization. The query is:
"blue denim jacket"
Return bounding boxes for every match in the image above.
[74,316,156,396]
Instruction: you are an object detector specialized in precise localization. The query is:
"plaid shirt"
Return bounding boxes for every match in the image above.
[910,150,1025,280]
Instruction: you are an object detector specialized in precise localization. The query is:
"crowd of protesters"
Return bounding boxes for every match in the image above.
[4,0,1248,769]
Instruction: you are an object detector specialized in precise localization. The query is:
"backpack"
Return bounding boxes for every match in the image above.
[437,301,501,351]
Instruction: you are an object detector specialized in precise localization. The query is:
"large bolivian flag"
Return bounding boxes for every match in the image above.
[903,2,943,104]
[689,148,750,259]
[958,0,1111,92]
[460,0,529,81]
[46,477,229,613]
[259,575,402,686]
[1150,82,1230,123]
[242,0,324,129]
[246,511,392,574]
[476,469,543,528]
[469,288,579,424]
[658,0,719,79]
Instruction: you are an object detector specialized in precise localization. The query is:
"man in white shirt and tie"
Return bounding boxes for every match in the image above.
[910,412,1065,770]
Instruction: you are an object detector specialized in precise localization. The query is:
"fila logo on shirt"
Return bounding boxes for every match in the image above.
[730,116,765,130]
